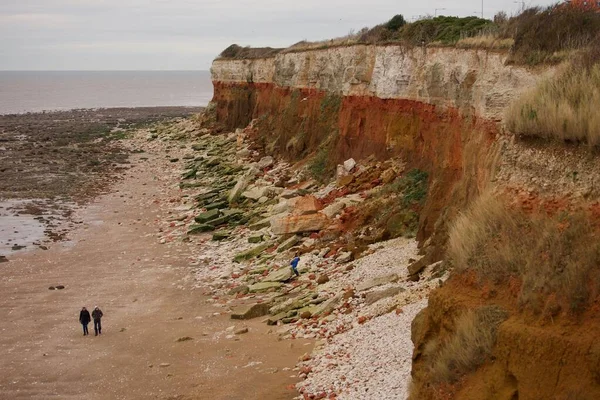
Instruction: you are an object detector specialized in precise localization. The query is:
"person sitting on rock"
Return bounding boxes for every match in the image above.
[79,307,91,336]
[290,253,301,277]
[91,306,103,336]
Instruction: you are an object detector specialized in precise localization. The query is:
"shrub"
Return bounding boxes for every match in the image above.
[503,6,600,65]
[449,193,600,313]
[428,306,508,383]
[386,14,407,31]
[308,146,330,181]
[218,44,282,59]
[400,16,494,45]
[505,62,600,146]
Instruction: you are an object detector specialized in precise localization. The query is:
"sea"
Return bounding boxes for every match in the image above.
[0,70,213,115]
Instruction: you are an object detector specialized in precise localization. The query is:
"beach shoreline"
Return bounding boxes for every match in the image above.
[0,117,310,399]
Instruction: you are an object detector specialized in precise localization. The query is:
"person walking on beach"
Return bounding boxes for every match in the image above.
[92,306,103,336]
[79,307,91,336]
[290,253,300,277]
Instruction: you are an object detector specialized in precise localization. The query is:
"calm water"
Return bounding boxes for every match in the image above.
[0,70,213,114]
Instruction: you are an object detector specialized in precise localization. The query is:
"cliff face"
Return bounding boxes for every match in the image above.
[211,46,545,243]
[210,44,600,399]
[212,45,543,120]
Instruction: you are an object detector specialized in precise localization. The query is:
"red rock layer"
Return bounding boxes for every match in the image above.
[212,81,497,243]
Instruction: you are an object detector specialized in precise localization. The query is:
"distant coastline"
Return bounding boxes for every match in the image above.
[0,70,213,115]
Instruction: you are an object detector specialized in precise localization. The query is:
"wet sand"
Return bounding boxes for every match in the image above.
[0,112,310,400]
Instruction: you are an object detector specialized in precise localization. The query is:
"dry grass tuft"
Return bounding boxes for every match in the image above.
[449,193,600,313]
[428,306,508,383]
[455,35,514,50]
[505,63,600,146]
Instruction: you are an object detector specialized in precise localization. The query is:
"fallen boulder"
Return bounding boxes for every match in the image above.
[212,231,230,241]
[248,282,283,293]
[195,209,220,223]
[228,166,259,203]
[356,274,399,292]
[364,286,405,305]
[343,158,356,172]
[248,234,263,244]
[257,156,274,169]
[291,195,322,215]
[263,267,293,283]
[231,302,271,320]
[187,224,215,234]
[276,235,300,253]
[312,294,342,316]
[228,285,250,295]
[270,213,330,235]
[233,243,270,263]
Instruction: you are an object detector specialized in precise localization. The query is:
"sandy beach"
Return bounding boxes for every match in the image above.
[0,110,310,400]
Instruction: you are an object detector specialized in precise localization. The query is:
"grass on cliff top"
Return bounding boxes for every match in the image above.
[217,44,283,60]
[505,59,600,146]
[448,192,600,315]
[217,5,600,67]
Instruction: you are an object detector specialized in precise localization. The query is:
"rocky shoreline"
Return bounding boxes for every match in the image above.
[130,111,448,399]
[0,107,201,258]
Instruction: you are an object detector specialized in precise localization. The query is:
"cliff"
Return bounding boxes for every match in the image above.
[210,44,600,399]
[212,45,548,244]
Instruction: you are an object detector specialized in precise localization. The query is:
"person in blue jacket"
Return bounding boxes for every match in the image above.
[290,253,300,277]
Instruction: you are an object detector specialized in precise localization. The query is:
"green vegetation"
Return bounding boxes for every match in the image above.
[385,14,407,31]
[449,193,600,314]
[399,16,493,45]
[358,168,429,240]
[218,5,600,67]
[308,146,330,182]
[218,44,283,59]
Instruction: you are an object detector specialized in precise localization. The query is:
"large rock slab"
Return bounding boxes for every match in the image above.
[248,282,283,293]
[228,166,259,203]
[270,213,330,235]
[356,273,399,292]
[257,156,274,169]
[187,224,215,234]
[195,209,220,223]
[364,286,405,305]
[276,235,300,252]
[312,294,342,316]
[233,243,270,262]
[408,256,428,281]
[231,302,271,320]
[343,158,356,172]
[248,217,272,231]
[242,186,270,201]
[263,267,293,282]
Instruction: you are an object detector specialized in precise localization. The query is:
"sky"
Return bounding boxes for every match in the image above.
[1,0,559,71]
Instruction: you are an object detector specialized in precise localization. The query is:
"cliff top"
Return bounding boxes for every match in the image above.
[216,5,600,66]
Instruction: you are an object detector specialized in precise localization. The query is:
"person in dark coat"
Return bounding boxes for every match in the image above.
[79,307,91,336]
[91,306,103,336]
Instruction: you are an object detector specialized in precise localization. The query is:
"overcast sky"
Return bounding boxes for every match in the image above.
[1,0,558,71]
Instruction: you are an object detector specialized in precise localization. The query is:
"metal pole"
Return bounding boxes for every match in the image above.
[481,0,484,18]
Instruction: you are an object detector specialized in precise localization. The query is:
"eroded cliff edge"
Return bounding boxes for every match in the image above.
[211,44,600,399]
